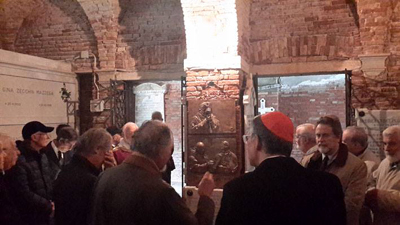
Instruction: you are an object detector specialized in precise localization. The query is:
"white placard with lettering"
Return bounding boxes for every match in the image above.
[0,75,76,139]
[133,83,166,126]
[356,109,400,159]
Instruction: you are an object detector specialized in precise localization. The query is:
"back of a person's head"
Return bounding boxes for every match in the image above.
[151,111,163,121]
[316,115,343,138]
[383,125,400,137]
[56,127,78,143]
[122,122,139,140]
[297,123,316,143]
[132,120,172,160]
[74,128,111,156]
[106,125,122,136]
[344,126,368,148]
[253,112,294,157]
[56,124,71,136]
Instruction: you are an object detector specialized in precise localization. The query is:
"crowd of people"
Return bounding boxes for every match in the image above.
[0,110,399,225]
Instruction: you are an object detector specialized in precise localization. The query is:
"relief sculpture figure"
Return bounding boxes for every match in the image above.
[191,102,220,133]
[189,142,210,173]
[212,141,238,174]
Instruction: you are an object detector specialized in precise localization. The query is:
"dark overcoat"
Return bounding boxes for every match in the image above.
[53,154,101,225]
[6,140,53,225]
[216,157,346,225]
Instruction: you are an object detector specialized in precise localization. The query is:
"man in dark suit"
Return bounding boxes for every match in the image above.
[216,112,346,225]
[43,125,78,182]
[54,128,115,225]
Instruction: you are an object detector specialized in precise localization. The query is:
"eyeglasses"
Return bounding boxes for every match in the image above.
[295,135,304,139]
[315,133,335,139]
[243,134,253,144]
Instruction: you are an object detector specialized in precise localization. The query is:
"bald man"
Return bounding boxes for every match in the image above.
[364,126,400,225]
[296,123,317,156]
[343,126,381,186]
[113,122,138,164]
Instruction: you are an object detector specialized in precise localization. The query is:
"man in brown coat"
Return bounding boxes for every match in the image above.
[343,126,381,186]
[92,120,215,225]
[364,125,400,225]
[301,115,367,225]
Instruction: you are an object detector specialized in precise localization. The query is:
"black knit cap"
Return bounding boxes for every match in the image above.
[22,121,54,140]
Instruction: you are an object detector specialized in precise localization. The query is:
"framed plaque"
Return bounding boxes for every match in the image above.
[186,136,241,188]
[188,100,236,134]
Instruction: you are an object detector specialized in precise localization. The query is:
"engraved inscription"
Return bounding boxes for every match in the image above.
[356,109,400,158]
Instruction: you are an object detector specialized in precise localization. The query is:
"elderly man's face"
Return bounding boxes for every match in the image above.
[295,127,307,153]
[316,124,340,156]
[58,141,76,153]
[32,132,51,149]
[383,134,400,163]
[342,130,361,155]
[125,126,138,144]
[244,132,258,167]
[2,139,20,171]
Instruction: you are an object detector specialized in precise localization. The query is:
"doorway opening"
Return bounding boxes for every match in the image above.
[126,80,183,195]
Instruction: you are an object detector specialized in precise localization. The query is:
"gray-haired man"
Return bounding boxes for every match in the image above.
[92,120,215,225]
[54,128,115,225]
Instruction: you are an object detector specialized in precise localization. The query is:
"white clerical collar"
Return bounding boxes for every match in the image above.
[51,141,60,157]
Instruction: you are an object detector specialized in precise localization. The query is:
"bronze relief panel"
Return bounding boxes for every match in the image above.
[186,136,239,188]
[188,100,236,134]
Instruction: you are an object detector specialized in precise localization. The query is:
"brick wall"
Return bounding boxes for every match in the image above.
[350,2,400,112]
[1,0,185,73]
[1,0,400,141]
[117,0,186,71]
[164,81,182,153]
[259,82,346,160]
[186,70,242,99]
[0,0,37,50]
[236,0,251,64]
[250,0,361,64]
[389,3,400,81]
[12,0,97,70]
[357,0,393,54]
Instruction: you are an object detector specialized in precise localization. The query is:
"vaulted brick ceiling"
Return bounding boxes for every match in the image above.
[0,0,186,71]
[0,0,399,71]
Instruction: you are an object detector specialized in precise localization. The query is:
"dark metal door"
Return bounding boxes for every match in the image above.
[345,70,353,126]
[110,80,127,128]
